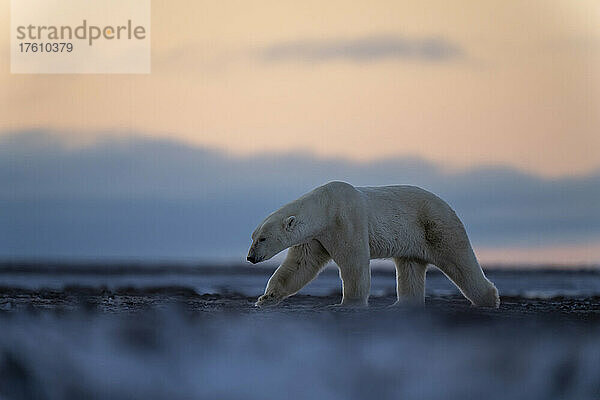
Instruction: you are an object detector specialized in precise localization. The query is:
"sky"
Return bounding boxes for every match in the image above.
[1,1,599,264]
[2,131,599,264]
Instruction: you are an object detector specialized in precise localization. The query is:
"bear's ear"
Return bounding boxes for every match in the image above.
[284,215,297,231]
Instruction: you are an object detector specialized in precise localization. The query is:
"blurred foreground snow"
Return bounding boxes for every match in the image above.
[1,305,599,400]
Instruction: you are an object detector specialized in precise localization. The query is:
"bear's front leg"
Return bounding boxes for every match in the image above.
[337,263,370,307]
[255,241,331,308]
[321,222,371,308]
[329,245,371,308]
[255,279,286,308]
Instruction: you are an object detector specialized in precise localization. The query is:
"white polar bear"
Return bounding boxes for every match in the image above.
[247,181,499,308]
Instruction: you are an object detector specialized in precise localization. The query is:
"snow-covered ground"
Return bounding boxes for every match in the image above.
[1,265,599,400]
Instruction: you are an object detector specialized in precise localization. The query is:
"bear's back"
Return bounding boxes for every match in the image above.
[356,185,459,259]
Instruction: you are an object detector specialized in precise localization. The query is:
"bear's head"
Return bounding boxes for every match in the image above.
[247,214,298,264]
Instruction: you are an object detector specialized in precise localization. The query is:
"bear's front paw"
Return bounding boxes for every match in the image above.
[255,292,283,308]
[324,300,369,310]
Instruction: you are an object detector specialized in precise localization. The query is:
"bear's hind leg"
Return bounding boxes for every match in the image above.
[392,258,427,306]
[434,248,499,308]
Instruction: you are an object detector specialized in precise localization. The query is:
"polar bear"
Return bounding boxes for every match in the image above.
[247,182,499,308]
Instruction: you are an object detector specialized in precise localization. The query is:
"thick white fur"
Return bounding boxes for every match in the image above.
[248,182,499,308]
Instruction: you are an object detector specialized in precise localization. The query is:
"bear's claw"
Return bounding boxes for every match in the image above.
[255,292,283,308]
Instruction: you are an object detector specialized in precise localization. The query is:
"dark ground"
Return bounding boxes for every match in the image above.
[1,266,600,400]
[1,286,600,321]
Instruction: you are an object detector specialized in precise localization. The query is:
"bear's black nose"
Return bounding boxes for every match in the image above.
[247,255,256,264]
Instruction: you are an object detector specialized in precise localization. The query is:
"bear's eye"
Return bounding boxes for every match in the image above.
[258,237,266,243]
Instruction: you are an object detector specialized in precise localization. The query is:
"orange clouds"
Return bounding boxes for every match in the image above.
[0,0,598,177]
